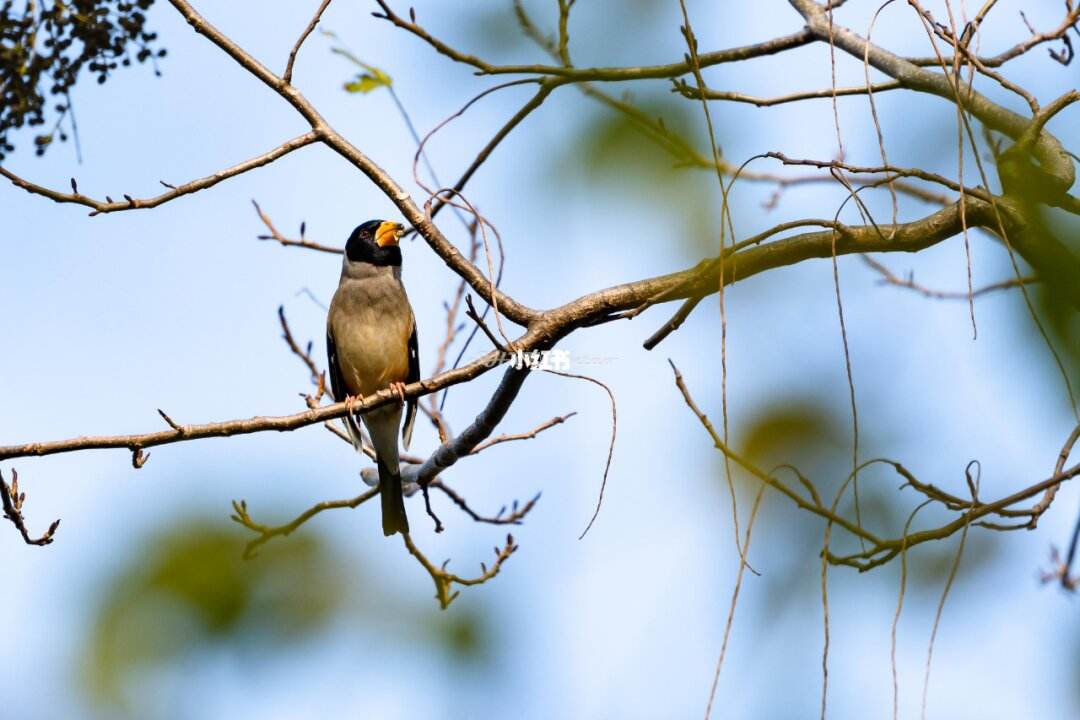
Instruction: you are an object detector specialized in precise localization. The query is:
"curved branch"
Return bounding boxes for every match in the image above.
[403,531,518,609]
[166,0,537,326]
[402,367,531,486]
[786,0,1075,195]
[0,197,1008,466]
[231,490,376,559]
[283,0,333,85]
[909,5,1080,68]
[0,470,60,546]
[673,79,904,106]
[0,131,320,215]
[372,1,814,81]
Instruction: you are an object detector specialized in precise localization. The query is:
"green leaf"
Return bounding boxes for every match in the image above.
[330,46,393,93]
[343,70,392,94]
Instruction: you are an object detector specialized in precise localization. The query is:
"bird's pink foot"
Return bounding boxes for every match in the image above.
[389,382,407,404]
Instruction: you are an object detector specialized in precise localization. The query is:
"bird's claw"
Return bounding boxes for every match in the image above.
[389,382,407,404]
[345,393,364,415]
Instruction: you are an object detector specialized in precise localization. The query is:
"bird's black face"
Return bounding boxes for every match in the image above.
[345,220,405,266]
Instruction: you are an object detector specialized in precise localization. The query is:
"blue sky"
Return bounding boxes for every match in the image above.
[2,1,1079,718]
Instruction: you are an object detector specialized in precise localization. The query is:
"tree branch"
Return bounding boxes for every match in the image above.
[403,531,518,609]
[673,79,904,106]
[165,0,538,326]
[0,131,320,215]
[372,1,814,81]
[0,470,60,546]
[786,0,1075,195]
[283,0,333,85]
[909,4,1080,68]
[469,412,576,454]
[0,196,1008,466]
[253,199,342,254]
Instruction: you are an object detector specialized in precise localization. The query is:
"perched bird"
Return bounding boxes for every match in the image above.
[327,220,419,536]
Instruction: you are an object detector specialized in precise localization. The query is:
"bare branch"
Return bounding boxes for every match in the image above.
[231,490,377,559]
[785,0,1075,197]
[166,0,538,326]
[425,81,556,225]
[470,412,577,454]
[910,4,1080,67]
[861,256,1038,300]
[0,132,320,215]
[277,305,322,388]
[673,79,903,106]
[253,200,342,254]
[0,194,1018,467]
[428,481,540,526]
[400,367,530,487]
[542,370,616,540]
[283,0,333,85]
[464,294,508,353]
[372,0,814,81]
[403,531,518,610]
[643,296,703,351]
[0,470,60,546]
[671,361,1080,572]
[1031,422,1080,532]
[766,151,990,200]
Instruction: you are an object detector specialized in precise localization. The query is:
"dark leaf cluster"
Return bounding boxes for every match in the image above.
[0,0,165,160]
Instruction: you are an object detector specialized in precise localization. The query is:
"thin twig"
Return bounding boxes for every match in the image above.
[402,531,518,609]
[470,412,577,454]
[283,0,334,85]
[0,469,60,546]
[253,200,342,254]
[1,132,320,215]
[231,490,377,559]
[543,370,616,540]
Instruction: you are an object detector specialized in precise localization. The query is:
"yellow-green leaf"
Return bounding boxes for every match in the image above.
[343,70,391,94]
[330,46,393,93]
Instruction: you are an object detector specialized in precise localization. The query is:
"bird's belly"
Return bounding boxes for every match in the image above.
[332,313,411,398]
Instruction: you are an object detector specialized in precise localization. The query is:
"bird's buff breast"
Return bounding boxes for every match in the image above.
[330,277,413,398]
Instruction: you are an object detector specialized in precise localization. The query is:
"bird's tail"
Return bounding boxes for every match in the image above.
[377,455,410,536]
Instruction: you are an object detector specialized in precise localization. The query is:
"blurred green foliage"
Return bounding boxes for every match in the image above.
[735,400,997,609]
[81,521,345,710]
[324,34,394,95]
[555,95,719,260]
[1035,212,1080,387]
[79,515,500,716]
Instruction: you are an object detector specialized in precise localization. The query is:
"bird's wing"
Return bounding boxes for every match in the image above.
[402,318,419,450]
[327,326,364,449]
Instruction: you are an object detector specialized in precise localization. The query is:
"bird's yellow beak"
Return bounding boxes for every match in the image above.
[375,221,405,247]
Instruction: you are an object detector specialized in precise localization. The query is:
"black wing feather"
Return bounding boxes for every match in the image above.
[327,327,364,446]
[402,322,419,449]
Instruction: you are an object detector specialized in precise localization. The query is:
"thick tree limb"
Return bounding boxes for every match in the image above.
[166,0,537,326]
[0,197,999,465]
[785,0,1075,195]
[401,367,531,487]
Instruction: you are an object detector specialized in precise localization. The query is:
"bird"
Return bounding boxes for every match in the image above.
[326,219,419,536]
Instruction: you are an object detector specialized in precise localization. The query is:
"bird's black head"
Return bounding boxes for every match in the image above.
[345,220,405,266]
